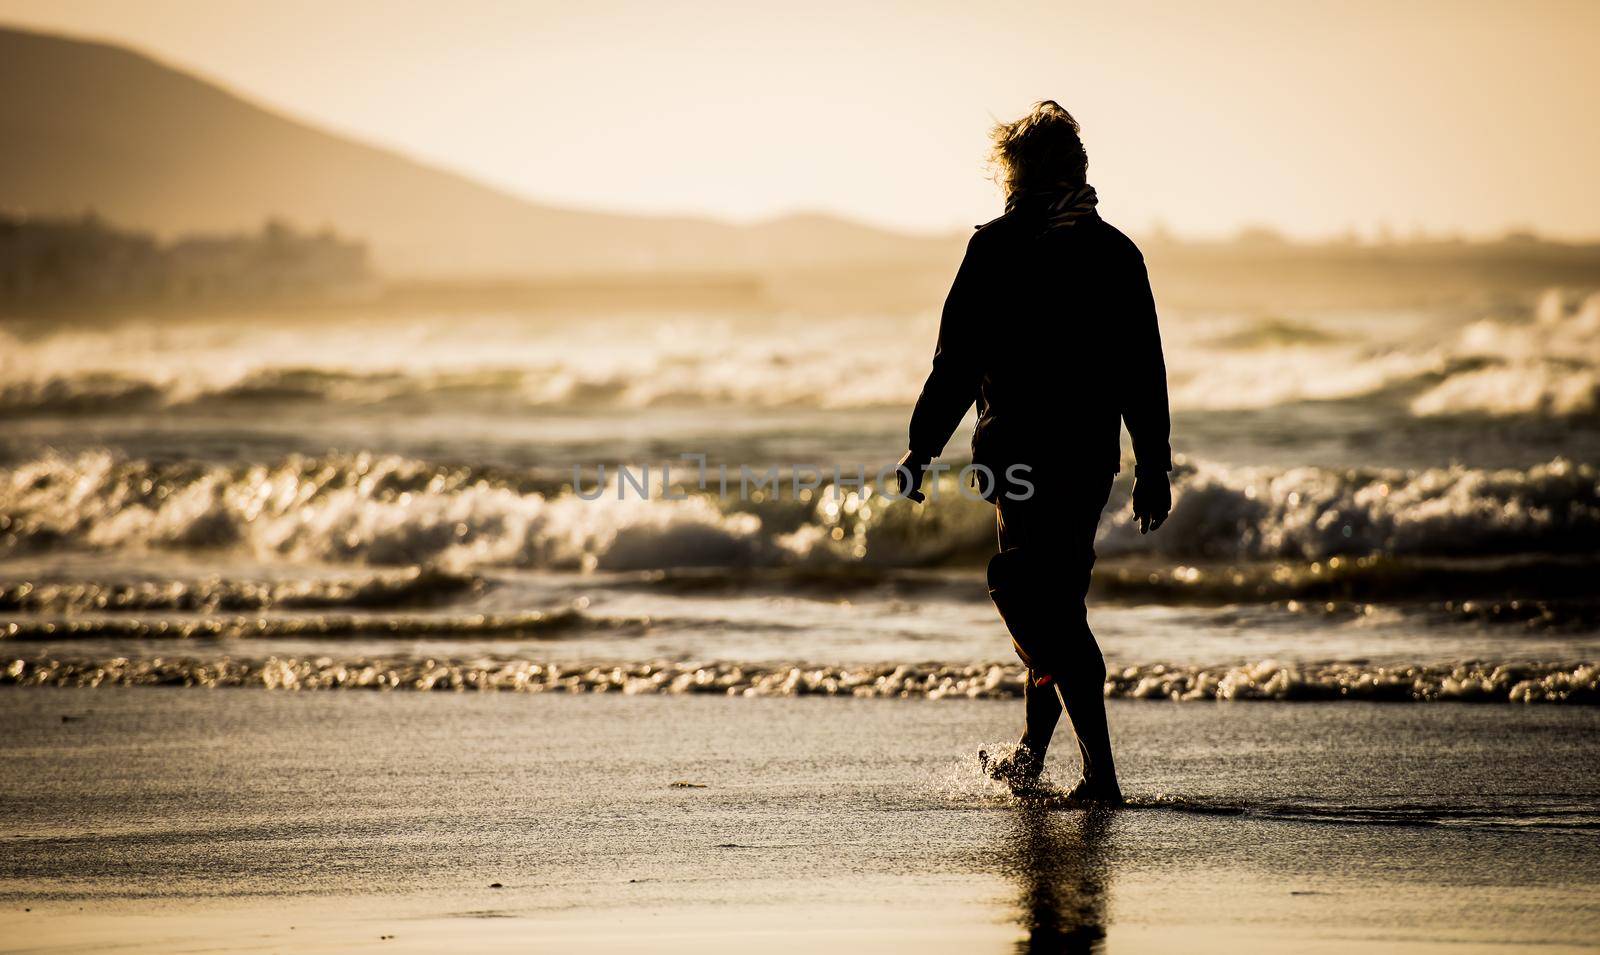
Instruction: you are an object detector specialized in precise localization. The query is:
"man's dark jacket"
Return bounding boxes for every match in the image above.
[908,206,1171,492]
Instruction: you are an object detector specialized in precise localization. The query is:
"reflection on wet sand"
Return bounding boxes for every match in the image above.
[999,806,1114,954]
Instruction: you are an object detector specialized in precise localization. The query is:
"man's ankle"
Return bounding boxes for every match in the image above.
[1082,770,1120,791]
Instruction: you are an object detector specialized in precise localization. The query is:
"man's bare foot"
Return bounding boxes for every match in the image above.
[979,745,1046,795]
[1063,775,1123,804]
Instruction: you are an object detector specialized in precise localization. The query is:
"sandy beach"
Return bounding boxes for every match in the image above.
[3,687,1597,952]
[4,5,1600,952]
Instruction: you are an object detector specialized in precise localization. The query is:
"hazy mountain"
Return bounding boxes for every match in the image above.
[0,26,958,278]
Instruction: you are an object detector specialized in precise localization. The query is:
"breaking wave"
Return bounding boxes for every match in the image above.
[3,290,1596,421]
[1095,456,1600,561]
[1167,289,1600,418]
[1,452,1596,578]
[5,656,1595,704]
[0,320,930,416]
[0,451,778,571]
[1410,289,1600,418]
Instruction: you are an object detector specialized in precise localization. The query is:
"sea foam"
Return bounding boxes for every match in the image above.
[1409,290,1600,418]
[3,290,1595,420]
[2,452,1595,571]
[5,656,1595,704]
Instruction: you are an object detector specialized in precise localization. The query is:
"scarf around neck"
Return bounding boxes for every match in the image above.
[1006,182,1099,234]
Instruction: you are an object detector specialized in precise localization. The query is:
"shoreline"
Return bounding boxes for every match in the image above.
[4,688,1597,952]
[5,656,1597,704]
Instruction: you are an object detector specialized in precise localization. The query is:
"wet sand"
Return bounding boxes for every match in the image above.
[2,688,1598,952]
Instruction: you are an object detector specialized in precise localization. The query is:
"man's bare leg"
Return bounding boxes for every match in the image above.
[985,479,1122,801]
[1022,671,1064,761]
[1051,648,1121,802]
[984,662,1119,802]
[982,672,1060,789]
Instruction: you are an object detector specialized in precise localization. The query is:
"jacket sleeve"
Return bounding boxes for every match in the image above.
[908,234,987,461]
[1121,251,1172,472]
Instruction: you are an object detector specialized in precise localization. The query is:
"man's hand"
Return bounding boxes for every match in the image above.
[1132,468,1171,534]
[894,450,929,503]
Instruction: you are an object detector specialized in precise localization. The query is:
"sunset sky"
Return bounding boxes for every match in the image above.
[2,0,1597,239]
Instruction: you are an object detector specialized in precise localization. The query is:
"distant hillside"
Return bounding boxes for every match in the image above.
[0,26,957,278]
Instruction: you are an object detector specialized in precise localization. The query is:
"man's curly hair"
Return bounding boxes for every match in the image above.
[989,101,1088,198]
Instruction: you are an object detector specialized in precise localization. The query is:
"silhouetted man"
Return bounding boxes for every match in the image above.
[895,101,1172,802]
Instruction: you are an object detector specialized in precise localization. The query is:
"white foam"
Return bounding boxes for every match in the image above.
[1409,291,1600,417]
[4,288,1598,420]
[1096,457,1599,560]
[1,452,773,572]
[6,655,1595,704]
[3,452,1594,570]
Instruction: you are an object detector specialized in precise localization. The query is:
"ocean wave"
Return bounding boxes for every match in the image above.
[1166,289,1600,418]
[0,606,650,641]
[1409,289,1600,418]
[0,318,931,416]
[1166,341,1445,411]
[802,457,1600,565]
[1095,457,1600,561]
[4,656,1594,703]
[0,366,598,416]
[1094,556,1600,605]
[2,452,1596,573]
[1411,365,1600,418]
[0,374,168,416]
[596,564,1600,625]
[3,290,1596,420]
[0,450,775,570]
[1201,317,1351,350]
[0,566,480,614]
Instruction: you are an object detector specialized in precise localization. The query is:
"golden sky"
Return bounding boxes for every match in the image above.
[3,0,1597,239]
